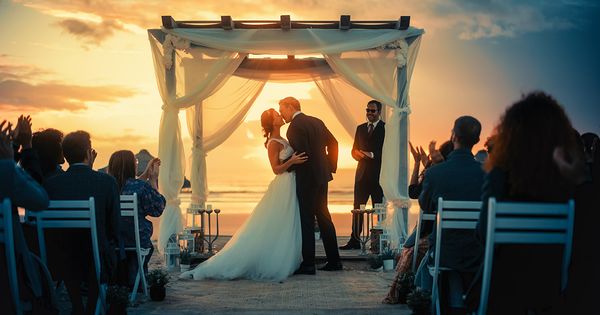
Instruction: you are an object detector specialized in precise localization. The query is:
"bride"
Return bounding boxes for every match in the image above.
[180,108,307,281]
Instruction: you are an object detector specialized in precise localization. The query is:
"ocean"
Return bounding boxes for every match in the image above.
[149,168,419,238]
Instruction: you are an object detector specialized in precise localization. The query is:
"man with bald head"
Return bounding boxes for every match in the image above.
[279,96,342,274]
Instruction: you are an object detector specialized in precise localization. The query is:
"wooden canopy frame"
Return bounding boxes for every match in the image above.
[151,15,411,71]
[161,15,410,31]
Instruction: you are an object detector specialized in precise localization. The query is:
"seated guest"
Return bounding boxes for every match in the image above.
[416,116,485,314]
[553,134,600,314]
[0,119,49,314]
[383,140,453,304]
[107,150,165,288]
[32,128,65,179]
[471,92,578,314]
[43,131,121,315]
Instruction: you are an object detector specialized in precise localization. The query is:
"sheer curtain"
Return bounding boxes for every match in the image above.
[149,34,248,252]
[185,77,266,206]
[322,38,422,247]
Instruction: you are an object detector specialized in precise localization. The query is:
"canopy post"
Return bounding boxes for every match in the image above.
[340,15,351,30]
[162,15,177,29]
[396,61,410,244]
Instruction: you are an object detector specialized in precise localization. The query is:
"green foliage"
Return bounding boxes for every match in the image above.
[407,287,432,315]
[148,268,169,287]
[380,247,395,260]
[180,248,192,265]
[106,285,130,307]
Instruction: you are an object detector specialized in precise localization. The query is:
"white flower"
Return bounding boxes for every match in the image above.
[162,34,191,70]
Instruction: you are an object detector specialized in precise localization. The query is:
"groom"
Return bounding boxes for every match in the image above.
[279,97,343,275]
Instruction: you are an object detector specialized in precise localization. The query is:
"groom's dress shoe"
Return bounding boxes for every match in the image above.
[294,265,316,275]
[319,261,343,271]
[339,242,361,250]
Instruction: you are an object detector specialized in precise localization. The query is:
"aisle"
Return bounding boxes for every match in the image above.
[129,239,410,314]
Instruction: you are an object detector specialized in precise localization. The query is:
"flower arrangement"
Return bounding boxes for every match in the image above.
[148,268,169,287]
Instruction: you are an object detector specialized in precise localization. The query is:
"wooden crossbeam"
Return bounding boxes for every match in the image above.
[166,16,411,30]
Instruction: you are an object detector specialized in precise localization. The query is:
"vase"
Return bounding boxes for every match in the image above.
[180,264,190,272]
[383,259,394,271]
[150,286,166,301]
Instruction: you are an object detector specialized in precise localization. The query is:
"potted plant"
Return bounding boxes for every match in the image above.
[367,254,383,270]
[106,285,129,315]
[147,268,169,301]
[396,271,416,304]
[380,248,395,271]
[180,248,191,272]
[407,288,432,315]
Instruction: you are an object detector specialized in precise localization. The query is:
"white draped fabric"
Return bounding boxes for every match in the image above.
[162,28,424,54]
[148,27,424,252]
[379,36,422,246]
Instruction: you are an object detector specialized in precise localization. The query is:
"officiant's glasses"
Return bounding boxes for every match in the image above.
[365,108,378,113]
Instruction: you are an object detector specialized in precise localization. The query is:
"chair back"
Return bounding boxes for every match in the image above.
[119,194,150,301]
[120,193,141,250]
[431,198,482,314]
[1,198,22,314]
[412,209,436,272]
[478,198,575,315]
[25,198,105,314]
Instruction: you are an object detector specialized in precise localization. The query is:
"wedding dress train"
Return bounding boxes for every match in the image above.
[180,138,302,281]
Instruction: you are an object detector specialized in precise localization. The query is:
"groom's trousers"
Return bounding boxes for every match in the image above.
[297,181,341,266]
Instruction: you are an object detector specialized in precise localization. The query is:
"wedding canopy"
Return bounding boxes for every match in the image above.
[147,16,424,252]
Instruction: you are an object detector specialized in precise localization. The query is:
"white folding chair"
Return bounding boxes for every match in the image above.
[25,198,106,315]
[477,197,575,315]
[430,198,482,315]
[1,198,22,315]
[412,209,436,272]
[120,193,150,302]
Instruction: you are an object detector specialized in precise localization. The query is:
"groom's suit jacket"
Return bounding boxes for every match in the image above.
[287,113,338,188]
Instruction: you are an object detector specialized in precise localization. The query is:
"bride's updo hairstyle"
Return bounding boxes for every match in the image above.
[261,108,275,148]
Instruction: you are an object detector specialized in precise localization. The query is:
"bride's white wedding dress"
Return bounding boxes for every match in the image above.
[180,138,302,281]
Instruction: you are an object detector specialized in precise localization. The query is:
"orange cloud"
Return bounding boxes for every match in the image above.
[55,18,125,46]
[0,79,137,112]
[16,0,585,44]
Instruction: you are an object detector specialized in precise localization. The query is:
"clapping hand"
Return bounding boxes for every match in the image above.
[410,142,425,165]
[0,120,14,160]
[149,158,161,180]
[12,115,32,149]
[290,152,308,165]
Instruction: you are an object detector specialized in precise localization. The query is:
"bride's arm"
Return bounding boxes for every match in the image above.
[268,141,307,175]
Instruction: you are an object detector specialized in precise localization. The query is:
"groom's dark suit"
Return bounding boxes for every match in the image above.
[287,112,341,267]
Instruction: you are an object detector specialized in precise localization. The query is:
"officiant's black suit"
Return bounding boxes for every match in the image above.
[349,121,385,244]
[287,112,341,267]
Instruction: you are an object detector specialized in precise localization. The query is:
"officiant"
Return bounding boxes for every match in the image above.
[340,100,385,250]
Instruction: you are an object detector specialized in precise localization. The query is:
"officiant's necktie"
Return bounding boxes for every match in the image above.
[368,123,374,136]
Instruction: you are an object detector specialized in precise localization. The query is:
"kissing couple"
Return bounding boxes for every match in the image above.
[181,96,342,281]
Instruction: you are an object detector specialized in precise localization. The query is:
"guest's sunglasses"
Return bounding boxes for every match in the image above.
[365,109,378,113]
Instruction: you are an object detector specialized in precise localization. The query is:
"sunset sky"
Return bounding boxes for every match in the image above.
[1,0,599,184]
